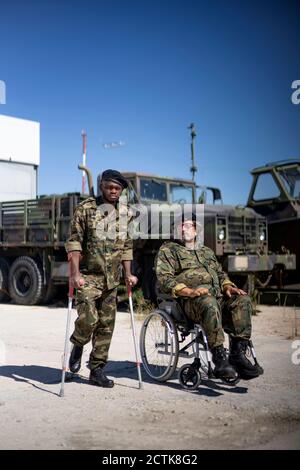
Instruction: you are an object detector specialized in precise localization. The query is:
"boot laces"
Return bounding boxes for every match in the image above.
[214,346,227,361]
[240,341,251,357]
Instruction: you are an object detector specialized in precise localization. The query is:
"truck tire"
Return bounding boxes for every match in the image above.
[0,258,10,303]
[8,256,44,305]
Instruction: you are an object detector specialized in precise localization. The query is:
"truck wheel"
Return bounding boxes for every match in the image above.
[8,256,44,305]
[0,258,10,303]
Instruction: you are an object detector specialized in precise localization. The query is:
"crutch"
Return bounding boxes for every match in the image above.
[127,284,143,389]
[59,281,74,397]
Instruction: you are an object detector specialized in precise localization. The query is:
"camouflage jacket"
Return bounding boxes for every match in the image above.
[155,241,235,298]
[65,196,133,290]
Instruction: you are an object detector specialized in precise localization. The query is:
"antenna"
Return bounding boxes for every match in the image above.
[188,123,197,181]
[81,130,87,194]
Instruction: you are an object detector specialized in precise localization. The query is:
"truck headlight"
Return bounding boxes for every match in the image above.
[217,228,226,240]
[259,230,266,241]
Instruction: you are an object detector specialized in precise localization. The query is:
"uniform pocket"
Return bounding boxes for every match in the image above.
[178,256,199,270]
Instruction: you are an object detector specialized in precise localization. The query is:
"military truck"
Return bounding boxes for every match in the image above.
[118,171,296,300]
[247,159,300,287]
[0,193,85,304]
[0,164,296,305]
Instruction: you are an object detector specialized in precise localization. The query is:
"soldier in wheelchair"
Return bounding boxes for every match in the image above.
[139,214,263,389]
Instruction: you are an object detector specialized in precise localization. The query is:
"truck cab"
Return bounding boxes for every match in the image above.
[115,172,294,298]
[247,159,300,285]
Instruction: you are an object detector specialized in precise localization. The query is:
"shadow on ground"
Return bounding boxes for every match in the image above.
[0,360,248,397]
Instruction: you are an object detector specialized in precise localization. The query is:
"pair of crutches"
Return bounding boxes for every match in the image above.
[59,280,143,397]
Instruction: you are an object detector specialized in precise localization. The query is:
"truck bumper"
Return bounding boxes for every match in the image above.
[227,254,296,273]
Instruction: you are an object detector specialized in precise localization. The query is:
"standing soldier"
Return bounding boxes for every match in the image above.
[155,214,263,381]
[65,169,138,388]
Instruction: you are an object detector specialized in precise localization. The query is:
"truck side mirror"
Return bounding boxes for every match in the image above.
[207,187,222,204]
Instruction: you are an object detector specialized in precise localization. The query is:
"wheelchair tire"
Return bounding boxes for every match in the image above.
[140,309,179,382]
[178,364,201,390]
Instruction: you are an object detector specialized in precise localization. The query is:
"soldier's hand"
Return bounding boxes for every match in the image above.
[177,287,210,299]
[224,285,247,298]
[71,275,85,289]
[126,274,138,287]
[178,287,210,298]
[194,287,211,297]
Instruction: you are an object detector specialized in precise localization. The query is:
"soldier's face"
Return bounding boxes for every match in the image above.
[100,181,123,203]
[180,221,197,242]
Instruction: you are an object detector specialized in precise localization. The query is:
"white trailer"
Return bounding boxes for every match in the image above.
[0,115,40,201]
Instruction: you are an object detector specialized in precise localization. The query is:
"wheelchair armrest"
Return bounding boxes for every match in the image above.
[156,292,174,303]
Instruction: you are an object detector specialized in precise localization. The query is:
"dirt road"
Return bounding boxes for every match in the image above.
[0,303,299,450]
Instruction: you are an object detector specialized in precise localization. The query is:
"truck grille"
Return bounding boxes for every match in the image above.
[228,216,258,248]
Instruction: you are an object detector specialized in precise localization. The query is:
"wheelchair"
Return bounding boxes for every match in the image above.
[139,294,261,390]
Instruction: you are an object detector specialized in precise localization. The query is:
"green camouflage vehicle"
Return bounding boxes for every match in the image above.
[0,165,296,305]
[247,159,300,287]
[0,193,85,304]
[118,171,296,300]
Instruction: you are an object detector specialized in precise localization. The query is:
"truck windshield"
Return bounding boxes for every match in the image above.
[170,184,193,204]
[140,179,167,201]
[277,167,300,199]
[253,173,281,200]
[125,180,138,203]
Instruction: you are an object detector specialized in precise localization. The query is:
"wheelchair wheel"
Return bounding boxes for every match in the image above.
[140,309,179,382]
[178,364,201,390]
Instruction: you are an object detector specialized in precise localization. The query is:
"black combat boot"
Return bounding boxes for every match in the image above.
[229,338,262,380]
[69,344,83,373]
[89,366,114,388]
[212,345,237,379]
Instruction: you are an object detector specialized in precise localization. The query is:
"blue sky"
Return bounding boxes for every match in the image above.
[0,0,299,204]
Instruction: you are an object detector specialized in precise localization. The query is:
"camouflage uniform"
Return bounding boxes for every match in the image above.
[65,196,133,370]
[155,241,252,349]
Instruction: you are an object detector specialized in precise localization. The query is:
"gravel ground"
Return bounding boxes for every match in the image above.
[0,302,299,450]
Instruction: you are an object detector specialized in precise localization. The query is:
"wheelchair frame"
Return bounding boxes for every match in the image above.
[139,295,244,389]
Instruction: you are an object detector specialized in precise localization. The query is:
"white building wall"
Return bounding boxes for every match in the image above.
[0,161,37,201]
[0,115,40,201]
[0,114,40,165]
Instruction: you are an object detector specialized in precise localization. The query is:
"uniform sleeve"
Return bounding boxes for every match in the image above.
[155,245,186,297]
[65,205,86,253]
[121,236,133,261]
[211,252,236,292]
[120,209,133,261]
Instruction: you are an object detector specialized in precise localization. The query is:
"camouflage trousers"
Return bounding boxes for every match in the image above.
[70,274,117,370]
[181,294,253,349]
